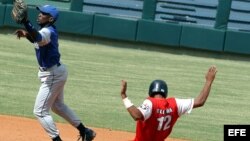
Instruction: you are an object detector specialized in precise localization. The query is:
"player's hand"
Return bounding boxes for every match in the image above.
[121,80,127,99]
[14,29,28,39]
[206,65,217,83]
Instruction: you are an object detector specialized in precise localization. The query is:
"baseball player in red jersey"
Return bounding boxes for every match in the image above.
[120,65,217,141]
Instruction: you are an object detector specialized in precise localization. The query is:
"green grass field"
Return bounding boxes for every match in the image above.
[0,28,250,141]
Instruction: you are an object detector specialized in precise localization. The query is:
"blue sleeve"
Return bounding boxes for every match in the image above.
[23,20,42,42]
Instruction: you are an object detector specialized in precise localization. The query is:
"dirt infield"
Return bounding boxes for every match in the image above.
[0,115,187,141]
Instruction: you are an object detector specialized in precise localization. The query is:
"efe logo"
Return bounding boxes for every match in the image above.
[224,125,250,141]
[228,129,246,136]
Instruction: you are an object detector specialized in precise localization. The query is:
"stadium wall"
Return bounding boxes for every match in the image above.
[224,30,250,55]
[0,4,5,27]
[92,15,138,41]
[0,1,250,55]
[136,19,182,47]
[180,25,225,52]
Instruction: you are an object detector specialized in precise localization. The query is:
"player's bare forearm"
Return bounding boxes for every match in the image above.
[120,80,144,121]
[194,81,212,108]
[193,66,217,108]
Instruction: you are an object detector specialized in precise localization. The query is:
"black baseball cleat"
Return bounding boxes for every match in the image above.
[78,128,96,141]
[52,136,63,141]
[85,128,96,141]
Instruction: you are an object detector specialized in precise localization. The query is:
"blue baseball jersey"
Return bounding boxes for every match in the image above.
[34,25,60,68]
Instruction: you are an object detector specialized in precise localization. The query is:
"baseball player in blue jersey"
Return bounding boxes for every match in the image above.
[14,5,96,141]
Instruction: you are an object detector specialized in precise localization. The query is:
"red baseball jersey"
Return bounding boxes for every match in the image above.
[133,97,193,141]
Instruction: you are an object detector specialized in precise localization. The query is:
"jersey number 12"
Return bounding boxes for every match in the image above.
[157,115,172,131]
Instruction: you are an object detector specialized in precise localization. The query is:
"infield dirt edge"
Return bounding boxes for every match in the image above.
[0,115,188,141]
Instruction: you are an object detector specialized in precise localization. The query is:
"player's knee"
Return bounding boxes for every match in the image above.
[33,111,39,118]
[33,108,40,117]
[51,106,58,113]
[52,103,66,113]
[33,107,46,117]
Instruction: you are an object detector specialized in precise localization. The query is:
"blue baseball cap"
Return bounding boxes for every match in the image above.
[36,5,59,21]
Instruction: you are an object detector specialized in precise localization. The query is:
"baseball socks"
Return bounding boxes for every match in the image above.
[77,123,86,137]
[52,136,62,141]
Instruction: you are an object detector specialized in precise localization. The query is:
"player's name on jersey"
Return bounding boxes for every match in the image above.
[224,125,250,141]
[156,108,173,114]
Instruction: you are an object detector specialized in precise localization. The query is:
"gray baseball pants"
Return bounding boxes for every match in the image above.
[33,63,81,138]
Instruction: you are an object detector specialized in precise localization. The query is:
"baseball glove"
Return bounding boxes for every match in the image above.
[11,0,28,24]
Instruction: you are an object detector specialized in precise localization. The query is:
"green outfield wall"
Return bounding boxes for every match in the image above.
[1,1,250,55]
[224,30,250,55]
[57,11,94,35]
[0,4,5,27]
[92,15,137,41]
[180,25,225,52]
[136,20,181,47]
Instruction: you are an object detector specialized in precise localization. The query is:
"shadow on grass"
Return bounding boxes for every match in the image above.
[1,27,250,62]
